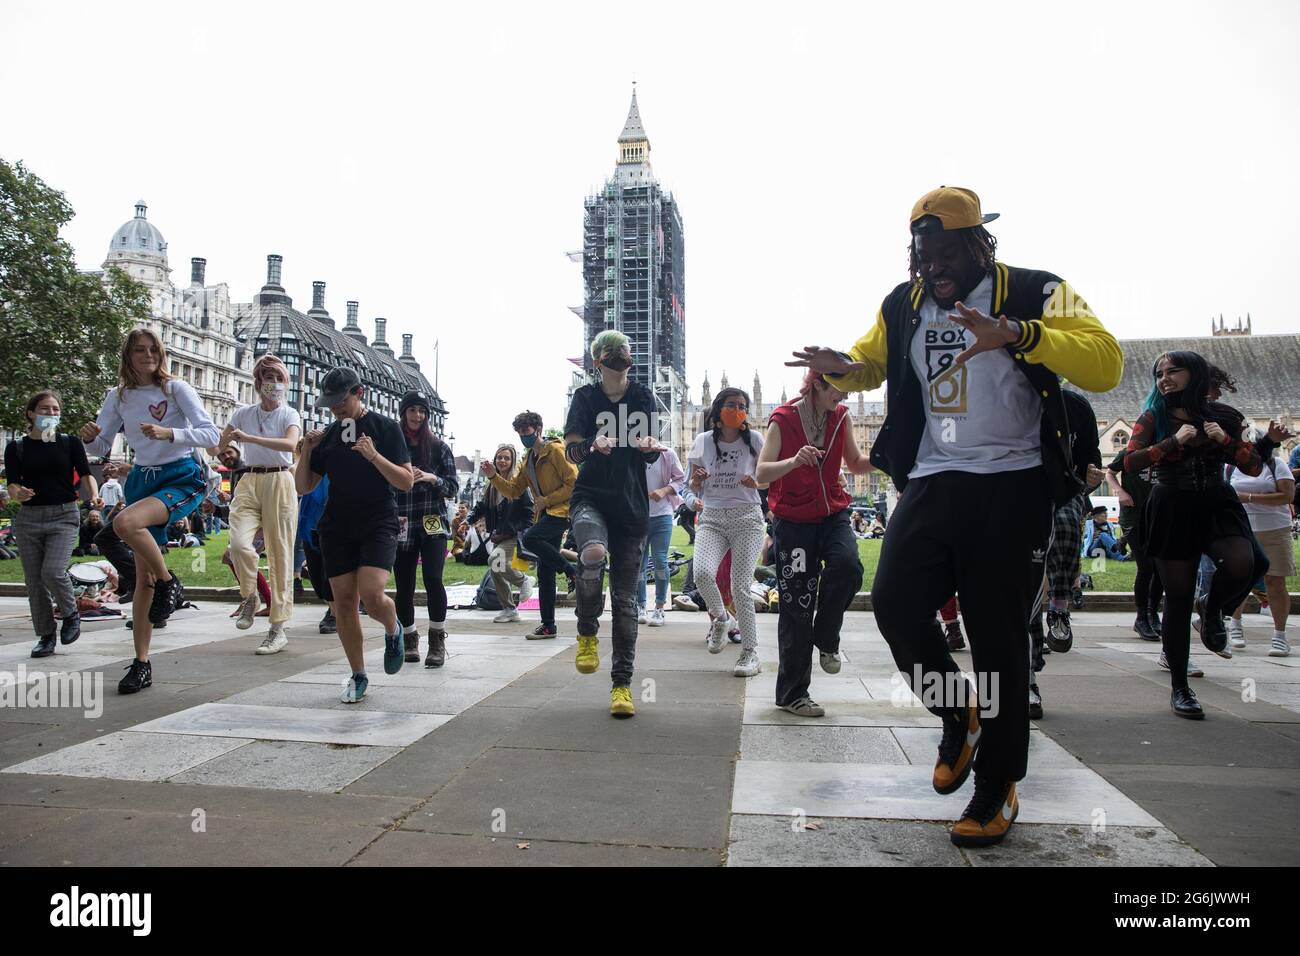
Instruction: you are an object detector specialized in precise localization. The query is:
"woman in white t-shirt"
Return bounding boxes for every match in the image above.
[218,354,302,654]
[1227,445,1296,656]
[688,387,766,677]
[80,328,221,694]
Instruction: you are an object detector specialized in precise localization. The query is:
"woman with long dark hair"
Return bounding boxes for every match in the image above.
[5,390,98,656]
[393,391,459,668]
[688,386,767,677]
[1124,351,1272,719]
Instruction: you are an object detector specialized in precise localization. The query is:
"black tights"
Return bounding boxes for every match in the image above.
[394,532,448,630]
[1155,536,1258,689]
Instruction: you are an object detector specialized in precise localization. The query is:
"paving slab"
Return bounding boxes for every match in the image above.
[739,725,908,765]
[352,829,722,867]
[131,702,451,747]
[963,824,1212,866]
[0,807,387,866]
[170,740,402,792]
[891,727,1087,770]
[743,697,942,728]
[731,760,1161,826]
[728,814,967,866]
[406,746,734,849]
[1,731,252,782]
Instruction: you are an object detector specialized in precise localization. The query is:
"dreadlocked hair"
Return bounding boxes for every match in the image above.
[907,225,998,283]
[706,387,758,460]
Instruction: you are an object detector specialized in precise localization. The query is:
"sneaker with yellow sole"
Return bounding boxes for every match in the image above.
[950,778,1018,847]
[610,685,635,718]
[575,635,600,674]
[933,697,981,795]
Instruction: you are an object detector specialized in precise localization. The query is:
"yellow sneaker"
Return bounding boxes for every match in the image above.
[575,635,600,674]
[610,686,635,718]
[950,780,1018,847]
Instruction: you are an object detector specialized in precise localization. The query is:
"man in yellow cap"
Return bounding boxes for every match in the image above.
[788,186,1123,847]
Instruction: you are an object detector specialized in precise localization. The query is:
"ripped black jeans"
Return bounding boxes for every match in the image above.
[570,501,645,688]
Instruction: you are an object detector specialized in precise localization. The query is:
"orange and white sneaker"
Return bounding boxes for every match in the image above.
[933,698,981,795]
[950,778,1019,847]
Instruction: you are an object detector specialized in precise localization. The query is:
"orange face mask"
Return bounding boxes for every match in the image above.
[720,408,747,429]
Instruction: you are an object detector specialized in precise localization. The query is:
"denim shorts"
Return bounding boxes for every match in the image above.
[123,456,207,546]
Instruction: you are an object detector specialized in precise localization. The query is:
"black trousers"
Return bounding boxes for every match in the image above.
[94,522,136,597]
[394,531,448,628]
[519,513,574,628]
[303,538,333,603]
[772,508,864,707]
[872,467,1053,783]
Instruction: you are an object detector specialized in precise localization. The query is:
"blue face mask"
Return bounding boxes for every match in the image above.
[520,433,538,449]
[34,414,60,433]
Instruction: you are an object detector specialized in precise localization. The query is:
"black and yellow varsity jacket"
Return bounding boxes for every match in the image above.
[825,263,1124,506]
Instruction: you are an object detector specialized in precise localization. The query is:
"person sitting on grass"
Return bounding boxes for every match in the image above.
[1082,505,1128,561]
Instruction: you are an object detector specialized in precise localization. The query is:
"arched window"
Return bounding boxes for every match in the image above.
[1112,430,1129,449]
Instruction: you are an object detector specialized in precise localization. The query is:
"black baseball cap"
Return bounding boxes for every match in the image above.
[314,367,362,409]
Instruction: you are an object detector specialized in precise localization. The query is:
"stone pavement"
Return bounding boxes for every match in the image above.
[0,597,1296,866]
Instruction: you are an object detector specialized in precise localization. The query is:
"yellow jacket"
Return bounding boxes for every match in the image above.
[490,438,577,519]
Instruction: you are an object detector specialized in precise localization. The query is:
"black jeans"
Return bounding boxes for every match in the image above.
[520,513,575,628]
[394,531,448,628]
[570,502,645,688]
[772,508,864,707]
[872,468,1053,783]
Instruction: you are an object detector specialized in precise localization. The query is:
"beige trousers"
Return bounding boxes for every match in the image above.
[229,470,299,625]
[489,538,527,610]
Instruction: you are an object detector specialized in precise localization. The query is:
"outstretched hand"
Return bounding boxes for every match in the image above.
[948,302,1021,364]
[786,346,864,377]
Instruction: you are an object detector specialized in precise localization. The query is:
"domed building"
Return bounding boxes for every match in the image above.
[99,200,253,434]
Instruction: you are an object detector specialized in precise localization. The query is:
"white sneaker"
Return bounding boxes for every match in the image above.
[235,593,260,630]
[726,614,742,644]
[733,649,761,677]
[647,609,665,627]
[819,650,842,674]
[519,576,534,603]
[638,607,648,625]
[341,673,368,704]
[706,618,727,654]
[494,608,520,623]
[673,595,698,612]
[1270,634,1291,657]
[1228,618,1246,649]
[780,696,825,717]
[255,624,287,655]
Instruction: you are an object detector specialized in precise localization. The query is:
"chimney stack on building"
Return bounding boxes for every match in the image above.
[343,301,367,344]
[399,333,421,370]
[190,257,206,287]
[266,254,283,288]
[373,317,395,356]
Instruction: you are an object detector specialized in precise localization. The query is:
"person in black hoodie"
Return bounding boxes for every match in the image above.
[564,330,665,718]
[393,391,460,667]
[468,443,535,624]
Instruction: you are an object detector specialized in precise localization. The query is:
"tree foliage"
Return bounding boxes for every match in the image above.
[0,158,151,434]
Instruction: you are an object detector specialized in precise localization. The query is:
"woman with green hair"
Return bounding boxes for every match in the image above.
[562,330,665,717]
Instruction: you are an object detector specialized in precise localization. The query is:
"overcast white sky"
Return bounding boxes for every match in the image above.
[5,0,1298,454]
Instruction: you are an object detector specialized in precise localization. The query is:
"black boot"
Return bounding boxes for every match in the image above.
[1148,606,1162,634]
[403,628,421,664]
[60,612,82,645]
[31,634,56,658]
[1133,612,1158,641]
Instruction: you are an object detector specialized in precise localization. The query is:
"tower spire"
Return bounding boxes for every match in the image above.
[616,83,651,169]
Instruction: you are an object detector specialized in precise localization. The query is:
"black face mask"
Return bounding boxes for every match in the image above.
[1163,388,1191,410]
[600,353,631,372]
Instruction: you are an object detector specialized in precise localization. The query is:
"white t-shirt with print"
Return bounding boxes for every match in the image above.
[687,430,765,511]
[908,274,1043,480]
[230,404,303,467]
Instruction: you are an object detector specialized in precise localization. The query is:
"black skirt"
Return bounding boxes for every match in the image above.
[1140,482,1254,561]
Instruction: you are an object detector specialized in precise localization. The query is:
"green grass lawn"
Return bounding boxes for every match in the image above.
[2,524,1297,594]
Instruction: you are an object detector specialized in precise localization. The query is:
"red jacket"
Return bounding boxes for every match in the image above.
[768,401,853,522]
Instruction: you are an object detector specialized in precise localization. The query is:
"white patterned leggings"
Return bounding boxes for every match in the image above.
[692,505,766,652]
